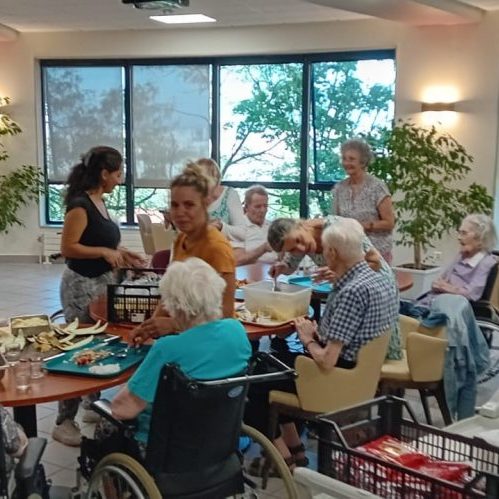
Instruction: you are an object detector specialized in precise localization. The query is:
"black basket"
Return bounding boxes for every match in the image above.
[107,268,163,324]
[317,396,499,498]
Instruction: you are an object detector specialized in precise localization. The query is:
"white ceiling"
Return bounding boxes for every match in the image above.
[0,0,498,34]
[0,0,365,33]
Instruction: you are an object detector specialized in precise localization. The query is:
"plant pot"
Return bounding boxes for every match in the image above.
[395,265,441,300]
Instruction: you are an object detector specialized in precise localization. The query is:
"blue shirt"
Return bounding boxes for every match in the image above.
[127,318,252,443]
[319,261,398,362]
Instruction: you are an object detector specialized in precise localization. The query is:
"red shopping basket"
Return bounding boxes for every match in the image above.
[317,396,499,498]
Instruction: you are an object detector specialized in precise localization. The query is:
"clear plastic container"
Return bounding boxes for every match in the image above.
[242,280,312,321]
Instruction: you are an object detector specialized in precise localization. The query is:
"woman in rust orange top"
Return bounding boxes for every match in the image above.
[130,163,235,343]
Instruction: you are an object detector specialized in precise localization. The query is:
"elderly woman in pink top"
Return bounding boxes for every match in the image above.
[419,213,497,306]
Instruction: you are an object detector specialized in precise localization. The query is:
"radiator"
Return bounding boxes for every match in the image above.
[37,229,144,264]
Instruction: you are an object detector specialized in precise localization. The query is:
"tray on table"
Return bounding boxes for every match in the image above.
[43,337,150,378]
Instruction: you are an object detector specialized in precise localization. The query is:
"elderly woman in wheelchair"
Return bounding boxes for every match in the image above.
[79,257,299,498]
[102,257,251,454]
[401,213,497,420]
[418,213,497,307]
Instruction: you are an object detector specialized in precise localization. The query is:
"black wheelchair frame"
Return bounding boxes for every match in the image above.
[79,352,299,499]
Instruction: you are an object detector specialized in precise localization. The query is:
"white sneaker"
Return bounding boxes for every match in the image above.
[52,420,81,447]
[81,409,101,424]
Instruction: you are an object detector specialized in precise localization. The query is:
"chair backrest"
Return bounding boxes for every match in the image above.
[479,260,499,301]
[150,249,171,273]
[145,363,248,479]
[483,261,499,311]
[295,331,390,413]
[136,214,155,256]
[151,225,176,252]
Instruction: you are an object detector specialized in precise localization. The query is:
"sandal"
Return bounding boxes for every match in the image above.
[289,443,309,467]
[247,455,295,477]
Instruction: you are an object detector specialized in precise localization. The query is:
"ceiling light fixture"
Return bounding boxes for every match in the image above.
[122,0,189,11]
[150,14,216,24]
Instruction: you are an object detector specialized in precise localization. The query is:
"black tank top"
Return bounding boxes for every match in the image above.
[66,193,121,278]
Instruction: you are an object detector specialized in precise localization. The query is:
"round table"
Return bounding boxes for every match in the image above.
[89,294,297,341]
[0,333,132,437]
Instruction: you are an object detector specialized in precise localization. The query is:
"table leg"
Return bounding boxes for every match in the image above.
[13,405,37,437]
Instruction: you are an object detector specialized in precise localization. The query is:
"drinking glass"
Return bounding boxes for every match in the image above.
[5,343,21,366]
[30,355,44,379]
[14,359,30,391]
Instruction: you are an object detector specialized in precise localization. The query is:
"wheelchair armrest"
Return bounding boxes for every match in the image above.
[15,437,47,480]
[91,399,138,433]
[471,300,499,319]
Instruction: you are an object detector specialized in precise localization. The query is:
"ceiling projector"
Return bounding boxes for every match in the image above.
[122,0,189,10]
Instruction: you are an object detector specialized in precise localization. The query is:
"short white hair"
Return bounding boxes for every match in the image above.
[321,218,364,260]
[462,213,497,252]
[159,257,226,323]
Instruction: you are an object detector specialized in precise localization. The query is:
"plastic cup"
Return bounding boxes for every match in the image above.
[30,356,44,379]
[14,359,30,391]
[5,344,21,366]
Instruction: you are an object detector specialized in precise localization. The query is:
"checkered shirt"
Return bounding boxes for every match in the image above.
[318,261,398,362]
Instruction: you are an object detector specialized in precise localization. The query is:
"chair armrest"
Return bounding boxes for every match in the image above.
[472,300,498,320]
[15,437,47,480]
[91,399,138,433]
[406,332,447,382]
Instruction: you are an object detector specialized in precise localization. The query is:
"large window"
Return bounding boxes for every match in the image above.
[41,51,395,224]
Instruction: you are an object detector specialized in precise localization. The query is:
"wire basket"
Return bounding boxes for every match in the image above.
[317,396,499,498]
[107,268,162,323]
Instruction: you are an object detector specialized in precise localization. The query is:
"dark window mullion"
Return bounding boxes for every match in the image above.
[124,65,134,225]
[299,63,311,219]
[211,64,220,162]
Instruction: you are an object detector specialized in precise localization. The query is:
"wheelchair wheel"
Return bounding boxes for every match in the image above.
[241,423,299,499]
[86,452,161,499]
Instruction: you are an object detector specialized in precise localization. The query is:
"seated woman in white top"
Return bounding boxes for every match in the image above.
[196,158,246,240]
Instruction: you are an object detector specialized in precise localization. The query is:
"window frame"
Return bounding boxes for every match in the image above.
[40,49,395,224]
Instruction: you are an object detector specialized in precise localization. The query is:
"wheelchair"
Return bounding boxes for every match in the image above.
[75,353,300,499]
[0,429,70,499]
[471,260,499,350]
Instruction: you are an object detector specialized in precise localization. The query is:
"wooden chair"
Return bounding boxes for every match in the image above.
[268,331,390,438]
[137,214,176,256]
[378,315,450,425]
[137,214,156,256]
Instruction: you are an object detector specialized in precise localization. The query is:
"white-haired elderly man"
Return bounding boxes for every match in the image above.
[244,218,398,474]
[111,257,252,452]
[231,185,276,266]
[294,217,398,369]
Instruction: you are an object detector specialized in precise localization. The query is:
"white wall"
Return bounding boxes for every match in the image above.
[1,13,499,262]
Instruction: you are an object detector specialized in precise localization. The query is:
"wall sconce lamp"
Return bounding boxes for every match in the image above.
[421,102,456,112]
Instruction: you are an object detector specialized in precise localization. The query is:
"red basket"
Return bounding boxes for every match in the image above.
[317,396,499,498]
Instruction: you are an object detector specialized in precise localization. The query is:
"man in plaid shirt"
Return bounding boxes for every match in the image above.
[295,217,398,370]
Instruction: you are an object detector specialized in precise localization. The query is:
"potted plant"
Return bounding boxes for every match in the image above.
[0,97,43,233]
[371,120,493,297]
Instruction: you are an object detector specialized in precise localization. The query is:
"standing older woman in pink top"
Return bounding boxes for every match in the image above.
[332,139,395,263]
